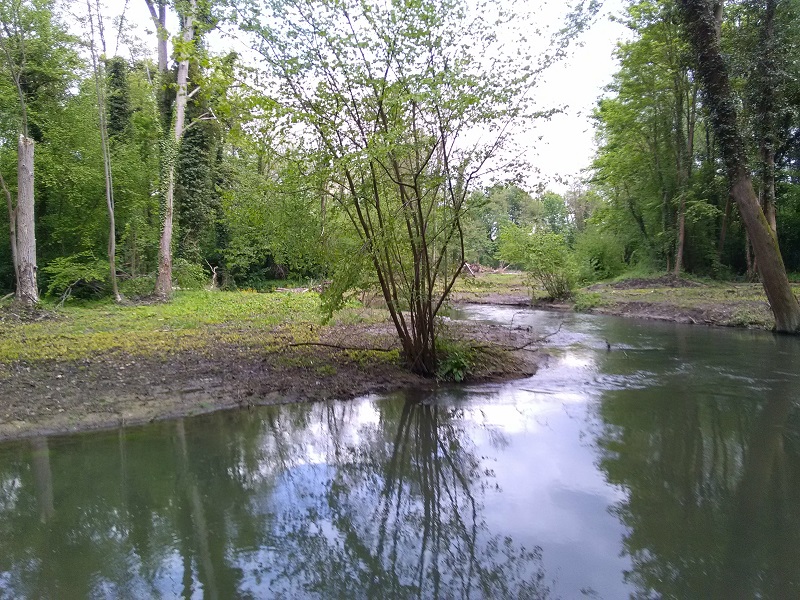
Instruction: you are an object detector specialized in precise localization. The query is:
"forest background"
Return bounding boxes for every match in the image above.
[1,0,799,333]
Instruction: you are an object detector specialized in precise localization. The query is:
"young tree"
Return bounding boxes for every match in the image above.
[678,0,800,332]
[85,0,121,302]
[239,0,595,374]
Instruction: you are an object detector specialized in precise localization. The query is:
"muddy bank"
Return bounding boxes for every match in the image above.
[0,319,543,442]
[454,272,785,329]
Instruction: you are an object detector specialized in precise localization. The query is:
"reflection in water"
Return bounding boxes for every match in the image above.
[595,333,800,599]
[0,394,551,599]
[262,395,551,598]
[1,308,800,598]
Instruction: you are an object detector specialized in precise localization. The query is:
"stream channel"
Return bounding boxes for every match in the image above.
[1,305,799,599]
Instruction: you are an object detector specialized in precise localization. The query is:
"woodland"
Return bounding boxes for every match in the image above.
[1,0,800,375]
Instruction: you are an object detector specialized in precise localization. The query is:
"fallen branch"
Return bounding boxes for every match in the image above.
[287,341,398,353]
[469,322,564,353]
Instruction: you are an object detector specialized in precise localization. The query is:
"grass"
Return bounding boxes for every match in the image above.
[451,271,529,298]
[0,290,387,363]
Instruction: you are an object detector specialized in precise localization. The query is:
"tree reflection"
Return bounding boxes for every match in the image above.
[0,395,553,599]
[596,365,800,598]
[263,393,552,599]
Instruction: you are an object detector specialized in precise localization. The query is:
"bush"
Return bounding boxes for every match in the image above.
[497,225,576,299]
[173,259,208,290]
[118,275,155,298]
[435,338,475,382]
[573,291,604,311]
[573,225,626,282]
[41,253,109,298]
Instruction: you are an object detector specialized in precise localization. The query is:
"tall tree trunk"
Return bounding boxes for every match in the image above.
[87,0,121,302]
[673,74,688,276]
[16,135,38,307]
[154,2,194,298]
[679,0,800,332]
[144,0,168,73]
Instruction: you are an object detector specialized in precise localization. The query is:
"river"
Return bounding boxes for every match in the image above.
[0,306,798,599]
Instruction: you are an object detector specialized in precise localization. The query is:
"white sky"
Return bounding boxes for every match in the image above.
[96,0,629,194]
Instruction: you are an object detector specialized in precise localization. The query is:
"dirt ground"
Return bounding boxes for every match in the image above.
[0,319,543,442]
[454,271,782,328]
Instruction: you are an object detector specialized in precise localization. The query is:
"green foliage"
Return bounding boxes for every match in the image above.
[461,184,542,266]
[497,225,576,299]
[573,291,604,311]
[573,223,626,282]
[173,258,208,290]
[435,338,475,383]
[40,252,109,297]
[539,191,571,236]
[105,56,131,138]
[118,275,156,298]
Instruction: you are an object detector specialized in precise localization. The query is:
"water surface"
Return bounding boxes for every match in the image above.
[1,307,799,599]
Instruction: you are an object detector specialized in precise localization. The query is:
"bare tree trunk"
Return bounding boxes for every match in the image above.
[718,192,731,262]
[87,0,121,302]
[680,0,800,332]
[16,135,38,306]
[144,0,168,73]
[154,1,194,298]
[762,149,777,233]
[674,194,686,276]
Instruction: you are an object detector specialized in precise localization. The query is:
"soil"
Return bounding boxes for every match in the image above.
[456,272,778,327]
[594,274,703,290]
[0,319,543,442]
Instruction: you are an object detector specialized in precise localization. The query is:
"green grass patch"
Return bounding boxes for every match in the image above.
[0,290,327,362]
[452,271,526,295]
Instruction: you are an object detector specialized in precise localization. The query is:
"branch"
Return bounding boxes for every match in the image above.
[469,322,564,353]
[287,341,398,353]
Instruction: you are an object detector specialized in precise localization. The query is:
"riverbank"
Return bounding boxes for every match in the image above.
[0,291,543,441]
[452,271,798,329]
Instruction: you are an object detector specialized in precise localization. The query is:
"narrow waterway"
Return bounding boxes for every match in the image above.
[1,307,798,599]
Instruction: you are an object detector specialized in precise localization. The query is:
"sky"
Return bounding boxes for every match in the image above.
[95,0,629,194]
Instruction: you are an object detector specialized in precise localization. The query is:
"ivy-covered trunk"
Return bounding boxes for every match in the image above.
[680,0,800,332]
[154,1,194,299]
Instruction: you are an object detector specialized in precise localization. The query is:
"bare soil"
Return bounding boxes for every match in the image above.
[0,319,542,442]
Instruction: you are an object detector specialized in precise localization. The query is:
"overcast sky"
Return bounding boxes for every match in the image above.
[97,0,628,194]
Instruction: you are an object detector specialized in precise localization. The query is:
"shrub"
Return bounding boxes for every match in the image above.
[573,225,626,282]
[41,253,109,298]
[497,225,576,299]
[118,275,155,298]
[173,259,208,290]
[573,291,604,311]
[435,338,475,382]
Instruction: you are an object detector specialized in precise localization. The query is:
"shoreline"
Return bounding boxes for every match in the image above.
[452,272,786,330]
[0,317,543,443]
[1,273,790,443]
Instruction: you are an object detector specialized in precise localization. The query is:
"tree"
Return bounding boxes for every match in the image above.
[238,0,594,373]
[149,0,198,298]
[678,0,800,332]
[85,0,121,302]
[0,0,42,306]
